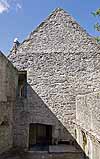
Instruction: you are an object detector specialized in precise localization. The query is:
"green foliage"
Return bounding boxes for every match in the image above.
[92,8,100,16]
[94,22,100,31]
[92,9,100,43]
[95,36,100,43]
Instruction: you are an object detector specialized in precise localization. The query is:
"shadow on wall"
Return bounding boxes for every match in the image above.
[1,82,89,159]
[25,84,89,158]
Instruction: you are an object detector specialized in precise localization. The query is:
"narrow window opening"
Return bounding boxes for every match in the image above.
[18,71,27,98]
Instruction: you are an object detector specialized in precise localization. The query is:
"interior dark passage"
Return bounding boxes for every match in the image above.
[29,123,52,149]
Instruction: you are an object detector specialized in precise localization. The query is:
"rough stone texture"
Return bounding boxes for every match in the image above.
[0,52,18,154]
[25,152,84,159]
[76,92,100,159]
[0,147,84,159]
[8,8,100,151]
[0,151,84,159]
[76,124,100,159]
[76,92,100,136]
[13,98,29,148]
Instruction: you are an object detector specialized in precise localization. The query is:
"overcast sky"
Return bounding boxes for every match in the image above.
[0,0,100,55]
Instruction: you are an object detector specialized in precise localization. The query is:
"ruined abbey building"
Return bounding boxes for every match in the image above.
[0,8,100,159]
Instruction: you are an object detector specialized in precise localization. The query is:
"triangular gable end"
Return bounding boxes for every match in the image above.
[8,8,100,65]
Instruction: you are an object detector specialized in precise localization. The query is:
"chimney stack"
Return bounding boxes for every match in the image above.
[13,38,20,54]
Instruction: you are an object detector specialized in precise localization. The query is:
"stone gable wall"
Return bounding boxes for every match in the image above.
[8,8,100,149]
[0,52,18,154]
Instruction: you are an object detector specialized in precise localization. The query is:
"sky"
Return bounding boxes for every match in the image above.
[0,0,100,55]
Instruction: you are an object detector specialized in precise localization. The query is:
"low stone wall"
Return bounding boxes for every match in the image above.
[76,125,100,159]
[76,92,100,159]
[76,92,100,137]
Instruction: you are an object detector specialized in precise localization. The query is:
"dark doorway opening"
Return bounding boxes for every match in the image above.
[29,123,52,150]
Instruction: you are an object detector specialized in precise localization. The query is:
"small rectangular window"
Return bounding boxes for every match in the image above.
[18,71,27,98]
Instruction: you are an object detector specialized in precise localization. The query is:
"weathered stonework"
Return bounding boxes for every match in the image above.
[0,52,18,154]
[8,8,100,152]
[76,92,100,159]
[1,7,100,159]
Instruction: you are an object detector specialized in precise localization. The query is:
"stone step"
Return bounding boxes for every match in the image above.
[26,152,84,159]
[0,145,85,159]
[27,144,85,159]
[0,152,84,159]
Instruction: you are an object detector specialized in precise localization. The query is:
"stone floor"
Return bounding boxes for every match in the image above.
[0,145,85,159]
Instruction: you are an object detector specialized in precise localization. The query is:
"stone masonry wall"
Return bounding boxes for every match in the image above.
[8,8,100,148]
[76,92,100,159]
[0,52,18,154]
[76,92,100,135]
[76,124,100,159]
